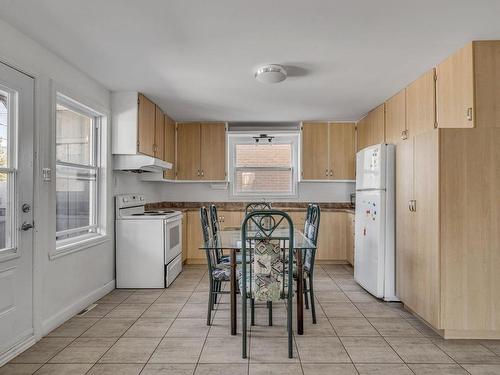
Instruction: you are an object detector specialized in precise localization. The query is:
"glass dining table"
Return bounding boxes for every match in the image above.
[201,227,316,336]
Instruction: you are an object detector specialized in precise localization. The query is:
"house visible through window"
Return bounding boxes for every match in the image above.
[230,134,298,197]
[56,94,101,244]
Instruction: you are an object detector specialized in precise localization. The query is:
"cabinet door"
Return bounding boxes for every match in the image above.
[200,123,226,180]
[137,93,156,157]
[218,210,243,230]
[346,212,355,265]
[329,123,355,180]
[154,105,165,160]
[413,130,440,327]
[406,69,436,137]
[356,116,369,151]
[176,123,201,180]
[186,210,205,264]
[163,114,175,180]
[395,138,415,305]
[357,104,385,151]
[436,43,474,128]
[301,123,329,180]
[316,212,347,261]
[385,89,406,144]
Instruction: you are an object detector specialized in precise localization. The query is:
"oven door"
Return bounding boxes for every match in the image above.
[165,216,182,264]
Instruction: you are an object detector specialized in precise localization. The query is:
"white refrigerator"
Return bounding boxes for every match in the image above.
[354,144,399,301]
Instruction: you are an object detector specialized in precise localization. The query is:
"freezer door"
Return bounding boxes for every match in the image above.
[356,144,386,190]
[354,190,386,298]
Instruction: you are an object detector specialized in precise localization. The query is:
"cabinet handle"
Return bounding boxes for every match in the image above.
[197,169,200,177]
[325,169,328,176]
[466,107,473,121]
[329,169,333,176]
[408,200,417,212]
[201,170,204,177]
[401,130,408,140]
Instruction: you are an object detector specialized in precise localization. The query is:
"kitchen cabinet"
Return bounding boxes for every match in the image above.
[316,211,347,261]
[356,104,385,151]
[186,210,205,264]
[163,114,176,180]
[385,89,406,144]
[137,93,156,157]
[301,122,355,180]
[217,210,243,230]
[154,105,165,160]
[436,41,500,128]
[406,69,436,137]
[176,122,226,181]
[346,212,355,266]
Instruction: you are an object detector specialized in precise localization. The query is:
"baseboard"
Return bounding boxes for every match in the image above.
[0,335,36,367]
[316,260,349,265]
[185,259,207,265]
[443,329,500,340]
[41,279,115,335]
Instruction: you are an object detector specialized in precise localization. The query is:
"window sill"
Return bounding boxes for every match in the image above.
[50,234,110,260]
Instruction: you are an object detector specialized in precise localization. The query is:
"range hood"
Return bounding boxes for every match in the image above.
[113,154,172,173]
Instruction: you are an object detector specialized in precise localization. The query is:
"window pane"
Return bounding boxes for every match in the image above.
[0,172,13,250]
[56,165,96,238]
[56,103,93,165]
[235,169,292,193]
[235,144,291,167]
[0,91,8,168]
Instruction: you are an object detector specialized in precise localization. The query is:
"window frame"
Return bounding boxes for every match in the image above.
[54,93,104,250]
[228,132,299,198]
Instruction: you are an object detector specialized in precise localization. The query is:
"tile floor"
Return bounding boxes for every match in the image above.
[2,264,500,374]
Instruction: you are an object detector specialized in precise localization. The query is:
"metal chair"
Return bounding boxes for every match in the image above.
[201,206,230,325]
[245,202,272,215]
[240,210,295,359]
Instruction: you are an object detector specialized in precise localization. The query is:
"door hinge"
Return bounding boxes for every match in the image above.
[42,168,51,182]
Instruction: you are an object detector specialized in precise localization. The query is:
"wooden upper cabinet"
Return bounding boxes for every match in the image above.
[163,114,175,180]
[406,69,436,137]
[176,122,201,180]
[385,89,406,144]
[329,123,355,180]
[301,123,329,180]
[357,104,385,151]
[154,105,165,160]
[137,94,156,157]
[200,123,226,180]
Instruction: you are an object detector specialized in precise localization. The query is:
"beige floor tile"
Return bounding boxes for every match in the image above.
[302,363,357,375]
[123,318,174,338]
[0,364,41,375]
[386,336,453,363]
[208,319,240,337]
[195,363,247,375]
[340,337,402,364]
[199,337,248,364]
[461,364,500,374]
[434,340,500,364]
[156,291,192,304]
[481,341,500,356]
[249,363,301,375]
[320,302,363,318]
[33,363,92,374]
[178,303,211,319]
[330,317,379,336]
[142,303,184,318]
[105,304,150,318]
[355,363,413,375]
[188,292,210,304]
[354,302,405,318]
[86,364,144,375]
[141,363,196,375]
[80,304,119,318]
[311,279,339,291]
[98,290,134,304]
[169,280,199,292]
[295,336,350,363]
[344,291,378,303]
[406,318,442,338]
[123,291,163,304]
[408,364,469,374]
[11,338,74,364]
[49,338,117,364]
[314,291,349,302]
[99,337,161,364]
[299,317,336,337]
[47,317,99,337]
[166,318,210,338]
[149,337,204,364]
[250,321,290,338]
[368,317,422,337]
[249,337,299,363]
[82,318,136,338]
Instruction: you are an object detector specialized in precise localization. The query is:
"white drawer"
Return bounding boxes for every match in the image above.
[166,253,182,287]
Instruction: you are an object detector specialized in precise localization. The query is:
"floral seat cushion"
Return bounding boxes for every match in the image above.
[212,263,231,281]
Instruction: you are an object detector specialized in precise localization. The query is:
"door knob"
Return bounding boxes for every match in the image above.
[21,221,34,231]
[22,203,31,213]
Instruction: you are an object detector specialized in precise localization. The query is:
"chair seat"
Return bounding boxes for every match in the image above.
[220,254,252,264]
[212,264,232,281]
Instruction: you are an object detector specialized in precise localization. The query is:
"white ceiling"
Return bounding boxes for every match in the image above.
[1,0,500,122]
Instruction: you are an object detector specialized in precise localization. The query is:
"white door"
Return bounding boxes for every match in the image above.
[0,62,34,358]
[354,190,385,298]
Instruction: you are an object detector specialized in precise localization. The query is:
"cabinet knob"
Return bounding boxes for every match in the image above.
[197,169,200,177]
[329,169,333,176]
[201,170,204,177]
[401,130,408,140]
[325,169,328,176]
[466,107,473,121]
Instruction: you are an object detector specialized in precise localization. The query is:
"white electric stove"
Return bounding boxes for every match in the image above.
[115,194,183,288]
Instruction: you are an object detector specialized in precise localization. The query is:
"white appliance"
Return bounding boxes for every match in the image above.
[354,144,398,301]
[115,194,182,288]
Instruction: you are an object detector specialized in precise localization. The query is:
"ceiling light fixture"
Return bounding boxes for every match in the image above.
[254,64,287,84]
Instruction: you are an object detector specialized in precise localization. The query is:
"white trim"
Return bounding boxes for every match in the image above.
[41,279,115,335]
[50,234,109,260]
[0,335,36,367]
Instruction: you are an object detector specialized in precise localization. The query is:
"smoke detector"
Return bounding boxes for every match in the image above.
[254,64,287,84]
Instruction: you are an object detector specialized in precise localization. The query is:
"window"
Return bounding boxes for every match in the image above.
[229,133,298,197]
[56,94,101,245]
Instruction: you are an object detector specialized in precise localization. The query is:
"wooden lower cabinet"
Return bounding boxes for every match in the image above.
[316,212,348,261]
[396,128,500,338]
[346,212,355,266]
[186,210,205,264]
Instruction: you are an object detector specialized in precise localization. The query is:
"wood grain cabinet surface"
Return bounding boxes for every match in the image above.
[385,89,407,144]
[176,122,202,180]
[154,105,165,160]
[137,93,156,157]
[163,114,176,180]
[406,69,436,137]
[356,104,385,151]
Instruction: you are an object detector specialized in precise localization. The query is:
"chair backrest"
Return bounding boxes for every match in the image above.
[209,204,219,238]
[245,202,272,215]
[303,204,320,273]
[200,207,217,269]
[241,210,294,302]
